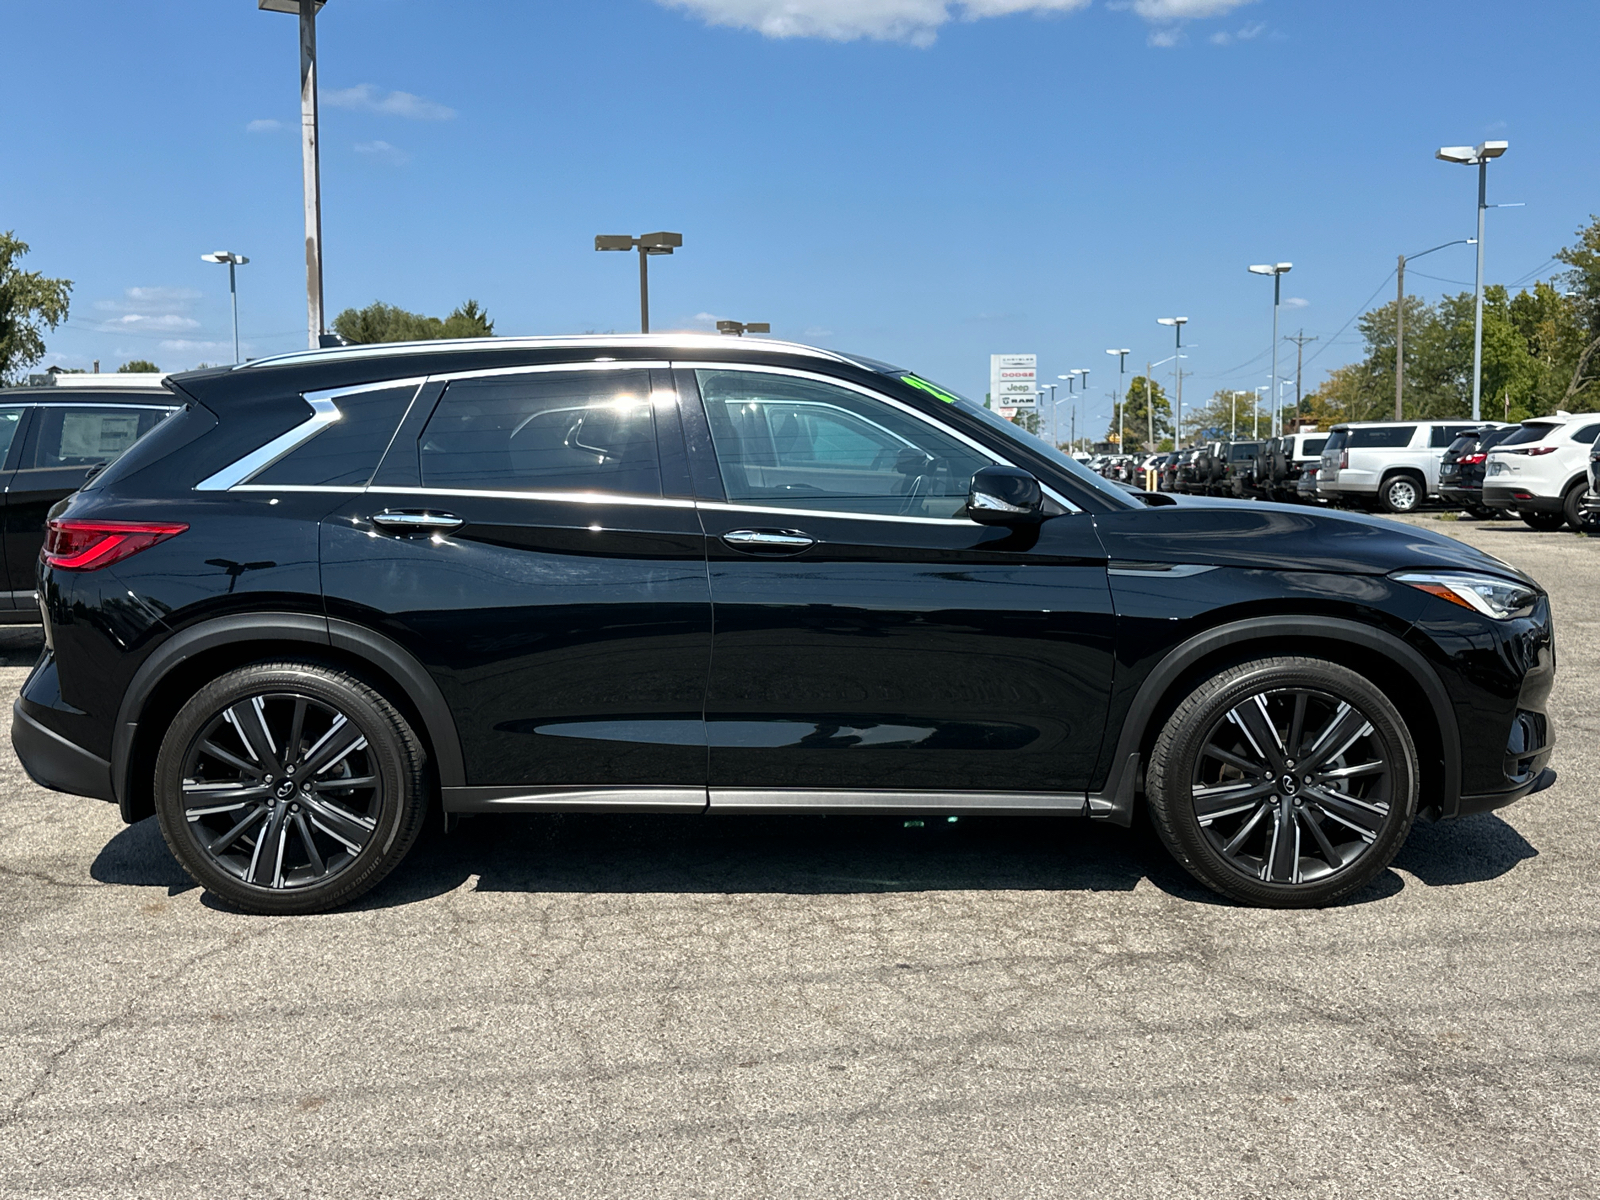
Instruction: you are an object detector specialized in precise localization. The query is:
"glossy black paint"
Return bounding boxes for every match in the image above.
[11,337,1557,843]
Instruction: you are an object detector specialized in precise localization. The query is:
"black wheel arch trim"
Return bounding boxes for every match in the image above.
[111,612,465,822]
[1086,616,1461,828]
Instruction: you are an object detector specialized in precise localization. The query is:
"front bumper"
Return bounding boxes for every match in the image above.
[11,697,114,803]
[1483,485,1562,513]
[1459,767,1557,817]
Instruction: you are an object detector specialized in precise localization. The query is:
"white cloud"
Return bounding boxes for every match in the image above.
[325,84,456,120]
[1128,0,1255,17]
[1149,26,1183,46]
[246,118,283,133]
[655,0,1088,46]
[1236,20,1265,37]
[694,312,721,324]
[1283,297,1310,309]
[114,314,200,330]
[355,140,411,165]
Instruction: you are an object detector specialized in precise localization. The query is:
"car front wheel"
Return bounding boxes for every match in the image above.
[1146,656,1418,907]
[154,661,430,914]
[1379,474,1423,513]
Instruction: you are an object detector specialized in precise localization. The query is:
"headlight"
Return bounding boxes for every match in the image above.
[1394,571,1539,620]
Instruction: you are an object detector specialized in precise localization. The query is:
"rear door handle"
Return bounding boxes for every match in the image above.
[370,510,465,535]
[722,529,816,554]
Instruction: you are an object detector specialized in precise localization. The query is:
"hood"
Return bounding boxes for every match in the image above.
[1093,498,1539,586]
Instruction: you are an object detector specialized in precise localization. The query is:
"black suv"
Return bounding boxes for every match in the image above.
[1439,425,1517,518]
[0,387,179,622]
[13,337,1557,913]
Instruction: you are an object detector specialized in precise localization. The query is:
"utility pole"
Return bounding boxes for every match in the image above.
[1285,329,1318,421]
[1175,367,1188,445]
[1145,364,1154,448]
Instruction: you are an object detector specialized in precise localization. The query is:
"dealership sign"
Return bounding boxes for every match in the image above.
[990,354,1037,409]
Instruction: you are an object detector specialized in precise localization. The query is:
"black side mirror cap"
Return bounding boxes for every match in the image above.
[967,465,1045,525]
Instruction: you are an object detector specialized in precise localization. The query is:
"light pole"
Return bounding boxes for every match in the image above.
[1157,318,1188,442]
[595,232,684,333]
[716,320,770,336]
[1254,385,1269,438]
[1437,140,1508,421]
[1247,263,1293,437]
[1059,372,1081,451]
[1039,382,1057,444]
[1393,239,1473,419]
[201,251,250,363]
[1106,348,1130,448]
[259,0,329,350]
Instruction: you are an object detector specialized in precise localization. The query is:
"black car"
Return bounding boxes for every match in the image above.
[12,336,1557,914]
[0,387,180,622]
[1439,426,1517,518]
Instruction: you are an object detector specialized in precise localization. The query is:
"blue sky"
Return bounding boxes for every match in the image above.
[6,0,1596,433]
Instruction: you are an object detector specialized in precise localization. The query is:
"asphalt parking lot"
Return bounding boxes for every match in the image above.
[1,513,1596,1200]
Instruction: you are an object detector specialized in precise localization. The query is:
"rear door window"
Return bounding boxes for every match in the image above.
[31,405,175,468]
[0,407,26,466]
[1349,426,1416,449]
[419,370,661,496]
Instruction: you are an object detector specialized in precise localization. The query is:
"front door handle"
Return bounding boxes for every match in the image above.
[370,510,465,535]
[722,529,816,554]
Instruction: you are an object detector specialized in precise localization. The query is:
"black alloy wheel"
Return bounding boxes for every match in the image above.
[1562,482,1600,532]
[1147,657,1417,907]
[154,662,428,914]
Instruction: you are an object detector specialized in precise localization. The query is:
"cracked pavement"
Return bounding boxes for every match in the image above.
[1,513,1597,1199]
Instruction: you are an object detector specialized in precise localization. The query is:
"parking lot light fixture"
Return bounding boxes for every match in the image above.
[259,0,330,349]
[1107,348,1130,447]
[716,321,771,337]
[1437,140,1509,421]
[595,232,683,334]
[201,252,250,364]
[1247,265,1293,437]
[1157,318,1188,437]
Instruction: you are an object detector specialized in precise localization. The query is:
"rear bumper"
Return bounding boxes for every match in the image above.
[1482,485,1562,513]
[11,697,115,803]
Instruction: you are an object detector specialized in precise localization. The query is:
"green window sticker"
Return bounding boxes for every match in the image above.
[902,375,960,404]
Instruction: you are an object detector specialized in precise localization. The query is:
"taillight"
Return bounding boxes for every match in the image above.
[43,519,188,571]
[1340,450,1349,469]
[1459,453,1487,464]
[1525,445,1559,456]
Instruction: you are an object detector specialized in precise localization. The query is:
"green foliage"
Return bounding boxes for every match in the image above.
[1112,375,1173,445]
[0,232,73,385]
[332,298,496,344]
[1184,388,1268,443]
[118,359,160,374]
[1306,216,1600,422]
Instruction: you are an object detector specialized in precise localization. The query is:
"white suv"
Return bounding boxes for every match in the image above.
[1483,413,1600,531]
[1318,420,1493,513]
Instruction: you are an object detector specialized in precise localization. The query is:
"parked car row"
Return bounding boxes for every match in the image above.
[1101,415,1600,533]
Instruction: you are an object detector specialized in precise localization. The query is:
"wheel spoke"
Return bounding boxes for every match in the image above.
[227,701,282,775]
[1200,743,1267,777]
[300,716,367,777]
[198,739,261,779]
[293,811,327,878]
[1299,806,1345,868]
[312,775,377,793]
[247,804,292,886]
[1286,692,1308,761]
[183,780,271,818]
[1301,704,1372,775]
[1318,761,1385,780]
[1264,804,1298,882]
[207,803,269,854]
[1229,698,1286,773]
[303,795,375,854]
[1305,786,1387,840]
[284,698,308,772]
[1220,801,1271,856]
[1193,778,1278,820]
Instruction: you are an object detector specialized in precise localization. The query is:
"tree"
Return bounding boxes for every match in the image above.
[0,232,73,385]
[1112,375,1172,446]
[332,298,496,344]
[1556,214,1600,406]
[118,359,160,373]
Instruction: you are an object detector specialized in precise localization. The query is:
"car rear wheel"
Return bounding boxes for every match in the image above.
[154,661,429,915]
[1521,510,1568,532]
[1562,483,1599,532]
[1379,473,1423,514]
[1146,656,1418,908]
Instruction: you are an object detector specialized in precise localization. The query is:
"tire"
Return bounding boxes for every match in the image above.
[1562,483,1599,532]
[154,661,430,915]
[1146,656,1418,908]
[1520,510,1567,532]
[1379,473,1424,514]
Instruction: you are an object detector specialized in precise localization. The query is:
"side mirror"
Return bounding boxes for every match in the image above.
[967,465,1045,525]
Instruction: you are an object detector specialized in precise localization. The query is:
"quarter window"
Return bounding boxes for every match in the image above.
[419,371,661,495]
[1571,424,1600,445]
[1349,426,1416,449]
[696,370,990,518]
[255,384,418,487]
[0,407,25,465]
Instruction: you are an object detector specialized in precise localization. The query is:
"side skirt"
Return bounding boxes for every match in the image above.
[443,787,1090,817]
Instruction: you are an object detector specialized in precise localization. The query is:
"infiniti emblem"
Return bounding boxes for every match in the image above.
[1280,774,1300,795]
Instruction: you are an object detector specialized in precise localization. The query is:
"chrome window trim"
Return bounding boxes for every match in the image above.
[676,361,1081,515]
[698,500,977,528]
[229,484,368,494]
[369,485,696,511]
[233,335,850,373]
[419,360,670,386]
[194,378,424,493]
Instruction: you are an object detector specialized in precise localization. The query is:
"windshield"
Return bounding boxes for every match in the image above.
[898,374,1136,507]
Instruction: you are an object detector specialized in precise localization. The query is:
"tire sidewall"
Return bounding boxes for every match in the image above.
[153,662,422,915]
[1382,474,1420,513]
[1148,657,1418,908]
